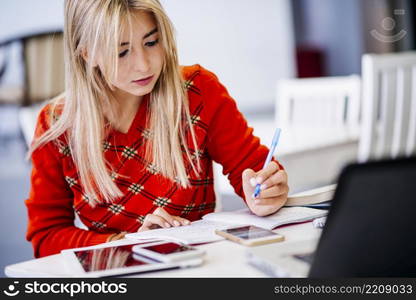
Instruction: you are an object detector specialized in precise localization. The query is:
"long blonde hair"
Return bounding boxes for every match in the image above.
[29,0,201,205]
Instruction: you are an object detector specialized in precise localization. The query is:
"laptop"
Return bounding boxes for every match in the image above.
[247,157,416,277]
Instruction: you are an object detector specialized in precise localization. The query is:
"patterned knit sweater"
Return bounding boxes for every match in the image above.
[26,65,283,257]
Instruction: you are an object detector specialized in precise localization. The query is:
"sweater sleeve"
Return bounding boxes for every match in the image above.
[201,67,284,200]
[25,105,112,258]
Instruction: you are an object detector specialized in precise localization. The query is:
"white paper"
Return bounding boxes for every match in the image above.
[125,207,327,244]
[125,220,230,244]
[202,207,328,230]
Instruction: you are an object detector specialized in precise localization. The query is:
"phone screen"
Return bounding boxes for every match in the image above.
[142,242,195,254]
[74,243,156,273]
[223,225,278,240]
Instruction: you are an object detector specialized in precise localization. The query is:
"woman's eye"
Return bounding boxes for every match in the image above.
[145,39,159,47]
[118,49,128,58]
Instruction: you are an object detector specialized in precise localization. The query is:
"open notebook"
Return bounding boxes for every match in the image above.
[126,207,327,245]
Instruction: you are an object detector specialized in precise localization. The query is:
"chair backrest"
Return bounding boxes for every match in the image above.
[276,75,361,129]
[23,31,64,106]
[358,51,416,162]
[0,31,64,106]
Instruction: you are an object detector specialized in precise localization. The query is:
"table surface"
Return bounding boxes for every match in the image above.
[5,222,322,278]
[6,119,341,278]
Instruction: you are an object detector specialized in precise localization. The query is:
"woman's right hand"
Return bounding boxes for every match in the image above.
[138,207,190,232]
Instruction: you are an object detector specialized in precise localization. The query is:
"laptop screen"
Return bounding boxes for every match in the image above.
[309,157,416,277]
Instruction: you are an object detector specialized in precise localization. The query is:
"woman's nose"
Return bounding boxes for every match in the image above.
[133,49,150,73]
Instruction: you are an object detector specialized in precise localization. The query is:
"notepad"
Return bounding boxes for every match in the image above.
[285,184,336,207]
[125,207,327,244]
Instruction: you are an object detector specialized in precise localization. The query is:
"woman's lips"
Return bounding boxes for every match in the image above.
[132,75,154,86]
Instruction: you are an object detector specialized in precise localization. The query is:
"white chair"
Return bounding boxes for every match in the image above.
[276,75,361,130]
[358,51,416,162]
[267,76,362,193]
[214,76,362,197]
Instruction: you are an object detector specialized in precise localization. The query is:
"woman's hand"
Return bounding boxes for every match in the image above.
[137,207,190,232]
[105,208,190,242]
[106,231,127,242]
[242,161,289,216]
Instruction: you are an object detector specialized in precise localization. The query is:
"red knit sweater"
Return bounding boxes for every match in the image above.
[26,65,283,257]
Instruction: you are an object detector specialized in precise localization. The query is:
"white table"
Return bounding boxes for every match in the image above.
[5,222,322,278]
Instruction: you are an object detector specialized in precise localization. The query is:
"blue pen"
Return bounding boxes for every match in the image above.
[253,128,281,198]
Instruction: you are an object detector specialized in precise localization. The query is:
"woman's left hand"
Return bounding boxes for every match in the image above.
[242,161,289,216]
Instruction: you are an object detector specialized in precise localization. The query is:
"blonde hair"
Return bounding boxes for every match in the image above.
[29,0,201,205]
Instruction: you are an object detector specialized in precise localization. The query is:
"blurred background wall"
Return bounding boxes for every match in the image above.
[161,0,296,113]
[1,0,415,110]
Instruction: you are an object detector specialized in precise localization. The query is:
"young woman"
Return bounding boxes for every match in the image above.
[26,0,289,258]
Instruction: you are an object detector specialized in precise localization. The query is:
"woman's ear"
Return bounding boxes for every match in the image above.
[81,48,98,67]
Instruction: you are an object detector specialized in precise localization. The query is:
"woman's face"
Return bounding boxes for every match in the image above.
[102,10,164,100]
